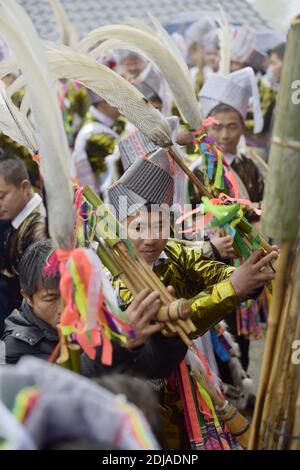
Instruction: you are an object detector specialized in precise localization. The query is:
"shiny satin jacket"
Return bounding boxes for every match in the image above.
[114,242,239,336]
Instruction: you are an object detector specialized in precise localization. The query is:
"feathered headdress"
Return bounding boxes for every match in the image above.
[0,0,74,249]
[78,21,203,129]
[217,6,231,76]
[49,0,79,47]
[0,81,38,154]
[0,42,172,148]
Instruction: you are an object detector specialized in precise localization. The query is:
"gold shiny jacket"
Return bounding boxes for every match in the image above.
[114,242,239,337]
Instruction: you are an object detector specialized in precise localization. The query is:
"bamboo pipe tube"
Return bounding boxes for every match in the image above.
[261,277,294,447]
[111,244,179,335]
[96,244,123,278]
[191,368,252,449]
[116,242,193,335]
[248,240,292,449]
[289,389,300,450]
[218,402,250,449]
[167,148,211,198]
[83,187,195,341]
[107,250,192,344]
[167,147,273,254]
[261,237,300,448]
[137,253,196,332]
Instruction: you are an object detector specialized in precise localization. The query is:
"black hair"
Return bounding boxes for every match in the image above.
[208,103,244,126]
[135,82,162,105]
[94,373,164,446]
[0,151,30,187]
[19,239,60,298]
[270,42,286,60]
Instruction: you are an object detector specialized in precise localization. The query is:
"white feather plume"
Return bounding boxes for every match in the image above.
[49,0,79,47]
[0,0,74,249]
[44,42,172,147]
[0,81,38,152]
[147,12,190,80]
[0,38,173,147]
[79,24,202,129]
[0,57,19,80]
[5,74,25,98]
[125,17,155,35]
[217,5,231,76]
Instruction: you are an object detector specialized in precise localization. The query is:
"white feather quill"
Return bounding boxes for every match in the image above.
[217,5,231,76]
[0,57,19,80]
[44,42,172,147]
[5,74,25,98]
[125,17,155,36]
[0,0,74,249]
[0,39,173,147]
[147,12,190,80]
[0,81,38,152]
[49,0,79,47]
[79,25,202,129]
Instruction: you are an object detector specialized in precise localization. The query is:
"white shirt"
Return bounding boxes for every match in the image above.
[89,106,115,128]
[12,193,44,230]
[150,250,168,269]
[223,152,237,166]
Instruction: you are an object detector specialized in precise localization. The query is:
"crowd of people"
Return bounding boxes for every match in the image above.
[0,3,286,451]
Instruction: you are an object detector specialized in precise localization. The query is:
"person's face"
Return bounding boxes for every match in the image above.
[104,102,120,120]
[150,98,163,112]
[207,110,244,155]
[188,43,205,68]
[22,286,61,329]
[205,49,220,72]
[124,210,168,265]
[230,60,245,72]
[270,52,283,83]
[2,73,16,87]
[0,177,31,221]
[121,56,146,79]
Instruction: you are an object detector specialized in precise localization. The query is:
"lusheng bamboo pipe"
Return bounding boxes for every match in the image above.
[167,147,274,254]
[191,367,254,449]
[84,188,195,346]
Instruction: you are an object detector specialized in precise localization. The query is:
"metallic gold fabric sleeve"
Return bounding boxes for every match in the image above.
[190,279,239,337]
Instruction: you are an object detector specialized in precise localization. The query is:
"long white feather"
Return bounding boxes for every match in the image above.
[125,17,156,36]
[0,81,38,152]
[20,92,30,117]
[147,12,190,80]
[0,57,19,80]
[79,25,202,128]
[45,42,172,147]
[217,5,231,76]
[49,0,78,47]
[0,0,74,249]
[1,39,173,147]
[89,38,149,63]
[5,74,25,98]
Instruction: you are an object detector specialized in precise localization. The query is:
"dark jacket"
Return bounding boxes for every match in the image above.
[1,301,187,379]
[0,205,47,313]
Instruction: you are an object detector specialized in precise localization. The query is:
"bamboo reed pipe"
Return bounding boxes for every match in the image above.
[168,147,273,253]
[192,368,252,449]
[136,253,195,335]
[96,244,123,278]
[168,148,211,198]
[118,241,196,332]
[84,187,196,343]
[112,244,178,335]
[248,240,292,449]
